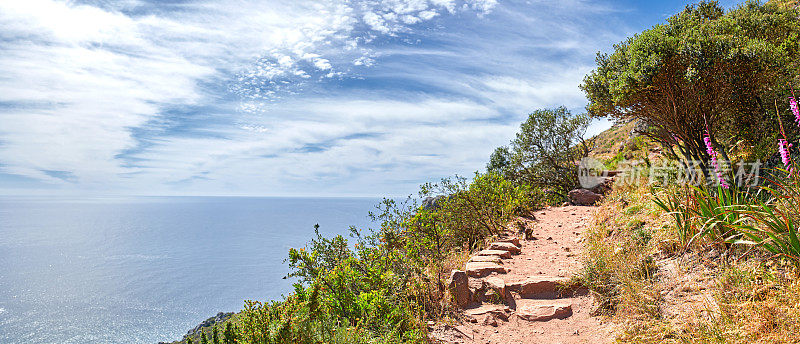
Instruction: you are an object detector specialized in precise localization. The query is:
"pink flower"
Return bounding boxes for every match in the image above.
[779,139,794,173]
[704,131,729,189]
[791,97,800,126]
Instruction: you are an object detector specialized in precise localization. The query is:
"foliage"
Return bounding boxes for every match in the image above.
[489,106,591,199]
[582,0,800,170]
[228,172,535,343]
[653,185,755,248]
[735,171,800,263]
[415,172,535,251]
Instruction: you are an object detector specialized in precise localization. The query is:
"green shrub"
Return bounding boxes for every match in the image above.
[582,0,800,168]
[230,172,538,343]
[489,107,591,200]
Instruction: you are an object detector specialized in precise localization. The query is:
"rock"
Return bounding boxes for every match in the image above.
[496,237,521,247]
[469,255,503,264]
[465,304,509,317]
[562,202,572,207]
[468,278,486,303]
[468,278,484,291]
[184,312,234,339]
[485,289,501,302]
[465,262,507,277]
[482,315,499,327]
[516,303,573,321]
[484,276,506,298]
[421,195,447,210]
[487,242,521,254]
[568,188,603,206]
[447,270,470,308]
[476,249,512,259]
[506,277,570,296]
[589,177,614,195]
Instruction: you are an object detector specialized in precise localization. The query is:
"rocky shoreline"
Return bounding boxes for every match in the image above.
[159,312,234,344]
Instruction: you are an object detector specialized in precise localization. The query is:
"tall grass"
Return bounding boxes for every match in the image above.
[653,185,753,249]
[735,172,800,263]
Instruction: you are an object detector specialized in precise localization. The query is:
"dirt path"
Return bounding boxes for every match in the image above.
[431,206,614,344]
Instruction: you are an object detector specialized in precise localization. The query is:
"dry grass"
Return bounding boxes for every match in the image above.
[581,177,800,343]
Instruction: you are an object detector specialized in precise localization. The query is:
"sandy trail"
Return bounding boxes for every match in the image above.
[431,206,613,344]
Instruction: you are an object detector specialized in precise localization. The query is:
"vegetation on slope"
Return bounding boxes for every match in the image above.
[577,1,800,342]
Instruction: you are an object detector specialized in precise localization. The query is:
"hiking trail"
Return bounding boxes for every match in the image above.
[430,206,613,344]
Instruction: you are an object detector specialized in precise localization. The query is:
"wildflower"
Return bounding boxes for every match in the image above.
[704,131,729,188]
[791,96,800,126]
[778,139,794,173]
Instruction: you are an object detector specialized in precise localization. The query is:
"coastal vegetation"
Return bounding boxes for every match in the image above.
[173,1,800,343]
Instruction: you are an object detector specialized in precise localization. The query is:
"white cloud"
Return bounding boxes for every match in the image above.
[0,0,629,196]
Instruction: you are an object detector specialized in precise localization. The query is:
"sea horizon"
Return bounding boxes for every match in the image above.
[0,196,380,343]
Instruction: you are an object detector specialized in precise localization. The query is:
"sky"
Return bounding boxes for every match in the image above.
[0,0,740,197]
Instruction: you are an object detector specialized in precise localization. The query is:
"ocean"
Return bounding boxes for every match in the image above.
[0,196,379,343]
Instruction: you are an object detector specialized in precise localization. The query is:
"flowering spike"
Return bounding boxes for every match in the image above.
[778,139,794,174]
[791,97,800,126]
[704,131,729,189]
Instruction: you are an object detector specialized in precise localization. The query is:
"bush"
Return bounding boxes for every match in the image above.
[489,106,591,199]
[582,1,800,170]
[230,172,537,343]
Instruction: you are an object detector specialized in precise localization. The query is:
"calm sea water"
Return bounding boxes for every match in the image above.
[0,196,379,344]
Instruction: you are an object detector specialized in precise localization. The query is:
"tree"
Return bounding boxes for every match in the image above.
[487,146,513,177]
[200,332,209,344]
[212,326,220,344]
[500,107,591,198]
[581,1,800,174]
[223,322,236,344]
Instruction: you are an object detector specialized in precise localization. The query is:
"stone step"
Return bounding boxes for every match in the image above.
[465,262,508,277]
[487,242,522,254]
[496,237,521,247]
[468,255,503,264]
[514,300,573,321]
[476,249,512,259]
[464,304,510,317]
[506,276,572,297]
[483,276,506,298]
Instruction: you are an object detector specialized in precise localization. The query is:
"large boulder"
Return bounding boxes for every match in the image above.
[568,188,603,206]
[589,177,615,195]
[447,270,470,308]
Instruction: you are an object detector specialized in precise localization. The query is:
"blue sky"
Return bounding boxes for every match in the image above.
[0,0,740,197]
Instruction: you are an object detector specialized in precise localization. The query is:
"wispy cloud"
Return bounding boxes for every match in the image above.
[0,0,642,196]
